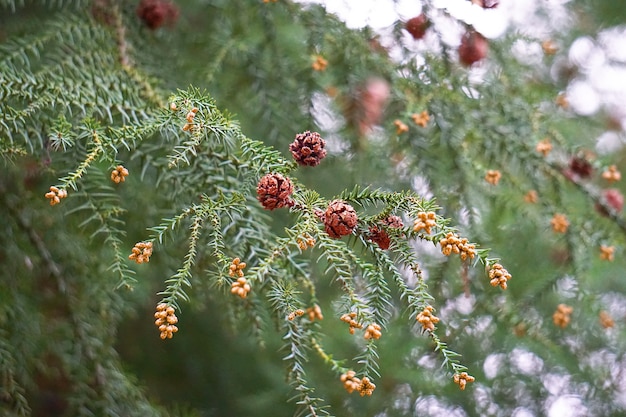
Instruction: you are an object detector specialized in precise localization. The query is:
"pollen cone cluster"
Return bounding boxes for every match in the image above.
[416,305,439,332]
[489,263,511,290]
[439,232,476,260]
[129,241,153,264]
[553,304,573,328]
[154,303,178,339]
[45,186,68,206]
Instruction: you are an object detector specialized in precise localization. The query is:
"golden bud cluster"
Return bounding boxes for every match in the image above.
[228,257,246,278]
[439,232,476,261]
[541,39,558,55]
[411,111,430,127]
[306,304,323,322]
[154,303,178,340]
[297,235,316,251]
[340,370,360,394]
[416,305,439,332]
[231,277,251,298]
[550,213,569,234]
[393,119,409,134]
[129,241,153,264]
[485,169,502,185]
[287,309,305,321]
[600,245,615,261]
[556,92,568,108]
[340,371,376,396]
[453,372,475,390]
[524,190,538,204]
[602,165,622,183]
[340,312,363,335]
[358,377,376,396]
[413,211,437,234]
[110,165,129,184]
[364,323,382,340]
[45,186,68,206]
[553,303,573,328]
[535,138,552,156]
[599,311,614,329]
[488,263,511,290]
[312,55,328,71]
[182,107,199,132]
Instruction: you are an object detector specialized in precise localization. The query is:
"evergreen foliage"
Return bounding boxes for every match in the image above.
[2,0,626,416]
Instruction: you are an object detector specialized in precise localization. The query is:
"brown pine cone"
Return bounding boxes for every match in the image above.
[368,215,403,249]
[289,131,327,167]
[137,0,179,30]
[256,173,294,210]
[368,226,391,250]
[324,200,358,238]
[569,156,593,178]
[382,215,403,228]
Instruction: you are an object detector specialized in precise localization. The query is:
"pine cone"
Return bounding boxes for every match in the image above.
[368,215,403,249]
[289,131,327,167]
[256,173,294,210]
[596,188,624,216]
[382,215,403,229]
[405,14,428,40]
[324,200,358,239]
[569,156,593,178]
[368,226,391,250]
[137,0,179,30]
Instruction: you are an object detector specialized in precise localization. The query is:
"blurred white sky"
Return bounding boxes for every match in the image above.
[295,0,626,148]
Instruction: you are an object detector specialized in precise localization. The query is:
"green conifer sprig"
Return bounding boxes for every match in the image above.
[0,335,30,417]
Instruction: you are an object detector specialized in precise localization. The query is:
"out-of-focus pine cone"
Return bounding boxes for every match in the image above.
[289,131,327,167]
[256,173,294,210]
[368,215,403,249]
[368,226,391,250]
[382,215,403,229]
[596,188,624,216]
[137,0,179,30]
[569,156,593,178]
[324,200,358,239]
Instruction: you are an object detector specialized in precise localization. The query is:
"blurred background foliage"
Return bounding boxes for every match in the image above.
[2,0,626,416]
